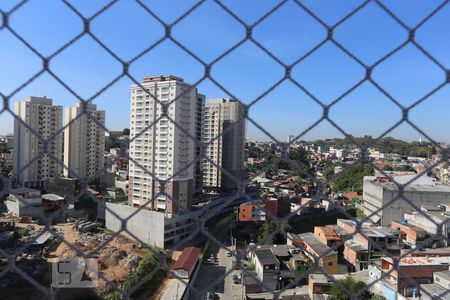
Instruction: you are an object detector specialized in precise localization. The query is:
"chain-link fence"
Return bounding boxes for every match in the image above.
[1,0,450,299]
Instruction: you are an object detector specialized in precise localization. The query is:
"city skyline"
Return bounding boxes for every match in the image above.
[1,0,450,143]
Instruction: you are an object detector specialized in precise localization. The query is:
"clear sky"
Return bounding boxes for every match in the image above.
[1,0,449,143]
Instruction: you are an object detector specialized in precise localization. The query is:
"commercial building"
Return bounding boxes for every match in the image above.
[13,96,63,187]
[63,102,105,180]
[128,75,203,217]
[362,176,450,226]
[202,98,245,193]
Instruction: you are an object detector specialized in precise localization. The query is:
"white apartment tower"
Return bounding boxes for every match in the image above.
[63,102,105,180]
[13,96,63,187]
[128,75,203,217]
[203,98,246,193]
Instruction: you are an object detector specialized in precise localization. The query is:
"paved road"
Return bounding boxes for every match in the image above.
[191,224,244,300]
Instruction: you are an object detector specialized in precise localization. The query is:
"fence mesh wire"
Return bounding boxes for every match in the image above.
[1,0,450,299]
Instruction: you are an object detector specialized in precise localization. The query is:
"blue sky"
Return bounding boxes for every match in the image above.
[1,0,450,143]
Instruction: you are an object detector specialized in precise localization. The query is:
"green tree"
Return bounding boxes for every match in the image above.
[105,137,120,151]
[257,221,291,245]
[122,128,130,136]
[329,277,373,300]
[331,163,374,194]
[382,165,394,171]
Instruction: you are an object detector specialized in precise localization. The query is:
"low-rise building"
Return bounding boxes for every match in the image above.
[288,232,338,274]
[308,270,370,300]
[421,270,450,300]
[314,225,351,257]
[380,256,450,298]
[170,247,201,279]
[404,208,450,247]
[253,249,281,291]
[238,202,266,222]
[390,220,429,248]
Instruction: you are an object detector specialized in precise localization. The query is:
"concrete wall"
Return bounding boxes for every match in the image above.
[363,178,450,226]
[105,202,166,248]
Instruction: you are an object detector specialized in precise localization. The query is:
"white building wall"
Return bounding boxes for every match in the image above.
[13,96,63,187]
[63,102,105,180]
[128,76,201,216]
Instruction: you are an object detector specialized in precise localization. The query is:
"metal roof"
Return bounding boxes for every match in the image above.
[171,247,201,271]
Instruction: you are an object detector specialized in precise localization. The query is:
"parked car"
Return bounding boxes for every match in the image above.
[205,258,214,264]
[206,291,215,300]
[226,251,232,257]
[232,274,240,284]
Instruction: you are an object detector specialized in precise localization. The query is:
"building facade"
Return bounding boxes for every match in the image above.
[128,75,202,217]
[63,102,105,180]
[202,98,245,193]
[13,96,63,187]
[362,176,450,226]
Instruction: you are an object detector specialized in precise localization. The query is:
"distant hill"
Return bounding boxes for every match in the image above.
[310,136,435,158]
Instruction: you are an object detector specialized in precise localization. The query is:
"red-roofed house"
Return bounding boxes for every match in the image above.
[171,247,202,279]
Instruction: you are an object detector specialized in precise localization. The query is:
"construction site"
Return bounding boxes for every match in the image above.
[0,213,174,300]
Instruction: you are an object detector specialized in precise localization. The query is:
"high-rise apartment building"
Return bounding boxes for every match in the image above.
[63,102,105,180]
[194,94,205,196]
[13,96,63,187]
[203,98,246,193]
[128,75,202,217]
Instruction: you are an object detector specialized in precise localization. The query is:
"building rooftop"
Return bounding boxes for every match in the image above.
[391,220,427,234]
[435,270,450,282]
[296,232,337,257]
[25,96,53,105]
[365,176,450,193]
[404,247,450,256]
[345,240,368,252]
[254,249,280,266]
[317,226,341,241]
[42,194,65,201]
[10,187,41,194]
[383,255,450,266]
[142,75,184,83]
[171,247,201,271]
[253,244,298,257]
[421,283,450,300]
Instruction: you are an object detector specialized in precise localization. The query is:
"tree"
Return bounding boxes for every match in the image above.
[122,128,130,136]
[105,137,120,151]
[331,163,374,194]
[329,277,373,300]
[257,221,291,245]
[382,165,394,171]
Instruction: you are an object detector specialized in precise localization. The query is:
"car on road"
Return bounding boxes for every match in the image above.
[226,251,232,257]
[232,274,241,284]
[206,291,215,299]
[204,258,214,264]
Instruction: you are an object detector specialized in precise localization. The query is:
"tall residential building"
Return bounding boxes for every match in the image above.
[194,94,205,196]
[128,75,202,217]
[13,96,63,187]
[63,102,105,180]
[203,98,246,193]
